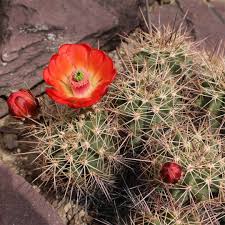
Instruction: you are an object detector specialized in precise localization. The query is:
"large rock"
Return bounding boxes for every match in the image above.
[149,3,186,30]
[0,163,64,225]
[0,98,7,118]
[150,0,225,49]
[178,0,225,50]
[0,0,142,117]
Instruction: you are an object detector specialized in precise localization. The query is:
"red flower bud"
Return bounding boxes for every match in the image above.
[160,162,182,184]
[7,89,39,119]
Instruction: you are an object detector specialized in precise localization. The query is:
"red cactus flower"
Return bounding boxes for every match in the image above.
[43,43,116,108]
[7,89,39,119]
[160,162,182,184]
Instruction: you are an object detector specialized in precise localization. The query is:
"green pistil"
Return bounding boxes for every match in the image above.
[74,71,84,82]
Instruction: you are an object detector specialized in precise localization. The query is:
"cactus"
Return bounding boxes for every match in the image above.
[110,28,225,175]
[119,29,225,134]
[22,26,225,224]
[129,194,224,225]
[111,28,225,224]
[107,31,191,149]
[141,119,225,204]
[107,29,209,149]
[192,74,225,131]
[30,102,125,199]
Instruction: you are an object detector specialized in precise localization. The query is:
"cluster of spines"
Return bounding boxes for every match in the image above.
[141,120,225,202]
[128,193,225,225]
[109,28,225,224]
[30,102,125,199]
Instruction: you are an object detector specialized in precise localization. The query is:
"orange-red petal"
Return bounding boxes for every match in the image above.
[66,44,91,69]
[95,55,116,82]
[44,63,73,97]
[46,88,72,105]
[66,81,109,108]
[55,53,73,80]
[46,81,109,108]
[43,67,53,86]
[88,49,105,75]
[58,44,71,54]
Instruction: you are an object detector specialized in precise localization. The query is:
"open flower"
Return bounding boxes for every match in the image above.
[7,89,39,119]
[43,43,116,108]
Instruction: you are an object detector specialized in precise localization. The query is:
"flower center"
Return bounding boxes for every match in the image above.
[73,70,84,82]
[70,70,90,97]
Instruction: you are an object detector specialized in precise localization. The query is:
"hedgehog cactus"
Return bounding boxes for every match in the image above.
[130,195,224,225]
[121,29,225,134]
[19,25,225,224]
[30,103,124,198]
[107,30,207,149]
[113,29,225,224]
[108,37,188,148]
[132,209,198,225]
[142,121,225,205]
[193,76,225,131]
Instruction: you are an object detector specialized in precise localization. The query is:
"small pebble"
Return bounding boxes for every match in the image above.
[3,133,18,150]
